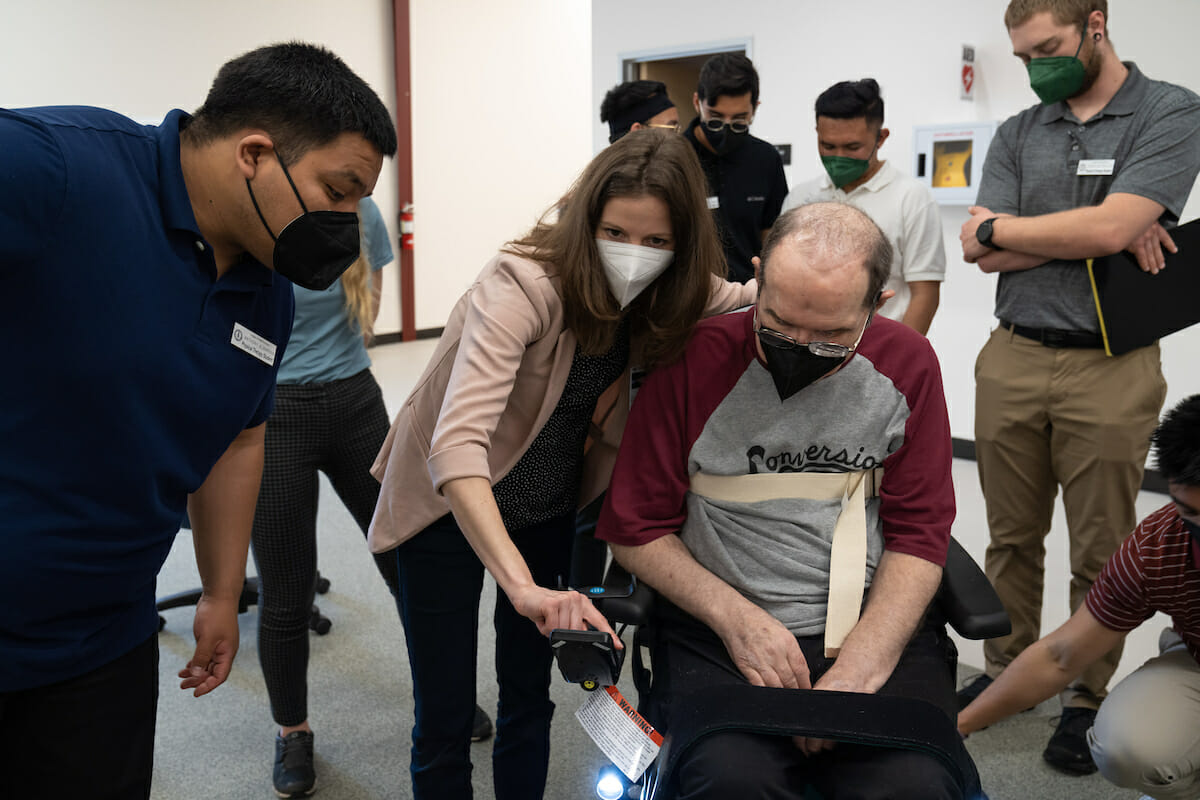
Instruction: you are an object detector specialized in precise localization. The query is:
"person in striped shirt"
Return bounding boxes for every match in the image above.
[958,394,1200,800]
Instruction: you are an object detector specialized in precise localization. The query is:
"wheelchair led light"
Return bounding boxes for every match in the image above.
[596,766,625,800]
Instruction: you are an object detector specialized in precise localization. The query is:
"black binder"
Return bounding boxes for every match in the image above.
[1088,217,1200,356]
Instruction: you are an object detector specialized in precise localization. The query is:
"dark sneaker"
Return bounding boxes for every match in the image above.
[274,730,316,798]
[471,704,494,742]
[1042,707,1098,775]
[956,673,993,711]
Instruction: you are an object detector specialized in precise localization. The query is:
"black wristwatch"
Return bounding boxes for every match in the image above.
[976,217,1003,251]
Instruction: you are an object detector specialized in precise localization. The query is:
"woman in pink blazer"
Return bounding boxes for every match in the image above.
[370,129,756,800]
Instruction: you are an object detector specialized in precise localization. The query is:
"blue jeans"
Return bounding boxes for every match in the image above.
[396,511,575,800]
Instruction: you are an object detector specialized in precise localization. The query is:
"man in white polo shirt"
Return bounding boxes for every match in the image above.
[785,78,945,335]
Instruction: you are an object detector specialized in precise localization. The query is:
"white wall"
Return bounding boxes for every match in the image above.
[2,0,595,336]
[2,0,400,332]
[409,0,593,330]
[593,0,1200,440]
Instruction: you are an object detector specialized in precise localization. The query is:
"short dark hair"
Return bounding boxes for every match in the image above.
[600,80,673,144]
[185,42,397,162]
[815,79,885,128]
[1153,395,1200,486]
[760,202,892,310]
[697,52,760,107]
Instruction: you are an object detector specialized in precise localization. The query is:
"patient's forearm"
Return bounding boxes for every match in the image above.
[610,535,754,632]
[817,550,942,693]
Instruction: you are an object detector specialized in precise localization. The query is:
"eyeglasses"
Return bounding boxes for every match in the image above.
[701,117,751,135]
[754,308,872,358]
[647,123,681,133]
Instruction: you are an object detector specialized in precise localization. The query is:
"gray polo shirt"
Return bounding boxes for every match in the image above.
[977,63,1200,332]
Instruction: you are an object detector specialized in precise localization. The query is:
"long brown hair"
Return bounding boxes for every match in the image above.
[506,128,725,368]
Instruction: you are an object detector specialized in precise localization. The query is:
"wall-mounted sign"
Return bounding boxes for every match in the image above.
[961,44,976,101]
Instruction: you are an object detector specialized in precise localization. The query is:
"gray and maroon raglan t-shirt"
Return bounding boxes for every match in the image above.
[597,308,954,636]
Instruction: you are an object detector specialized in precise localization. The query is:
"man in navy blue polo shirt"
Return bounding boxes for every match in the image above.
[0,42,396,799]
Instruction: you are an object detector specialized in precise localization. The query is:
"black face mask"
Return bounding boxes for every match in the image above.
[758,337,847,401]
[246,155,360,291]
[701,120,749,156]
[1182,517,1200,544]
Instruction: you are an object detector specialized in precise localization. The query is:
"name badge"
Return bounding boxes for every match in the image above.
[706,196,720,210]
[231,322,277,366]
[1077,159,1115,176]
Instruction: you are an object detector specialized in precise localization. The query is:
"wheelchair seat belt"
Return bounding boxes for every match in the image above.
[689,468,882,658]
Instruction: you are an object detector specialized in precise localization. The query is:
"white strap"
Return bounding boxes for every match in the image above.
[688,468,878,658]
[823,473,869,657]
[688,468,881,503]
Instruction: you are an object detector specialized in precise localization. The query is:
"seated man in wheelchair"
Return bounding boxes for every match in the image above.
[596,202,966,799]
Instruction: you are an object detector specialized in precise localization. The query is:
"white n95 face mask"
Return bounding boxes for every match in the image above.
[595,239,675,309]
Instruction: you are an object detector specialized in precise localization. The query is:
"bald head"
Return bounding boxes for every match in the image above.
[760,202,892,310]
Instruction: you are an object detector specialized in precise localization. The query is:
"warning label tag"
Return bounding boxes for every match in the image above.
[575,686,663,781]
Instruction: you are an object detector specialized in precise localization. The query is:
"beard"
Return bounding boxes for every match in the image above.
[1072,33,1105,97]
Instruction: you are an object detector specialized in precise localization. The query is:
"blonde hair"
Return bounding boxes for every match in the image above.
[340,223,374,335]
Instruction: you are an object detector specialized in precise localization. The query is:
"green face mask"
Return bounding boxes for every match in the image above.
[821,155,871,189]
[1027,32,1087,104]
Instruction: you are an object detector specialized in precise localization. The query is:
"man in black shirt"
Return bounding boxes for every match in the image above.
[684,53,788,282]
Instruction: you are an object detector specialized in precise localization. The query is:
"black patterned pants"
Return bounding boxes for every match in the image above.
[250,368,394,726]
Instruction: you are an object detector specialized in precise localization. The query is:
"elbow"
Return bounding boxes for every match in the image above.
[1097,215,1155,257]
[1042,637,1083,680]
[926,292,941,317]
[1098,229,1134,257]
[976,256,1001,274]
[610,541,657,579]
[609,542,637,570]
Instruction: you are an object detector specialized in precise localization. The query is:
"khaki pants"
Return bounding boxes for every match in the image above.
[974,326,1166,708]
[1089,630,1200,800]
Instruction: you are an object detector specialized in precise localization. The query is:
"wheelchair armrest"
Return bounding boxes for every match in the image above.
[936,536,1011,640]
[594,560,655,627]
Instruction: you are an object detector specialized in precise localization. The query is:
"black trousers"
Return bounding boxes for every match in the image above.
[250,368,395,726]
[0,634,158,800]
[650,602,962,800]
[396,511,576,800]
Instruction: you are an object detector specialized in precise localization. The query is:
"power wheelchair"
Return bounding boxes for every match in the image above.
[553,533,1010,800]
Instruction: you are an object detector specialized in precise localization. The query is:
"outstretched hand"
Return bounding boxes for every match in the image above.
[509,585,623,648]
[178,594,240,697]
